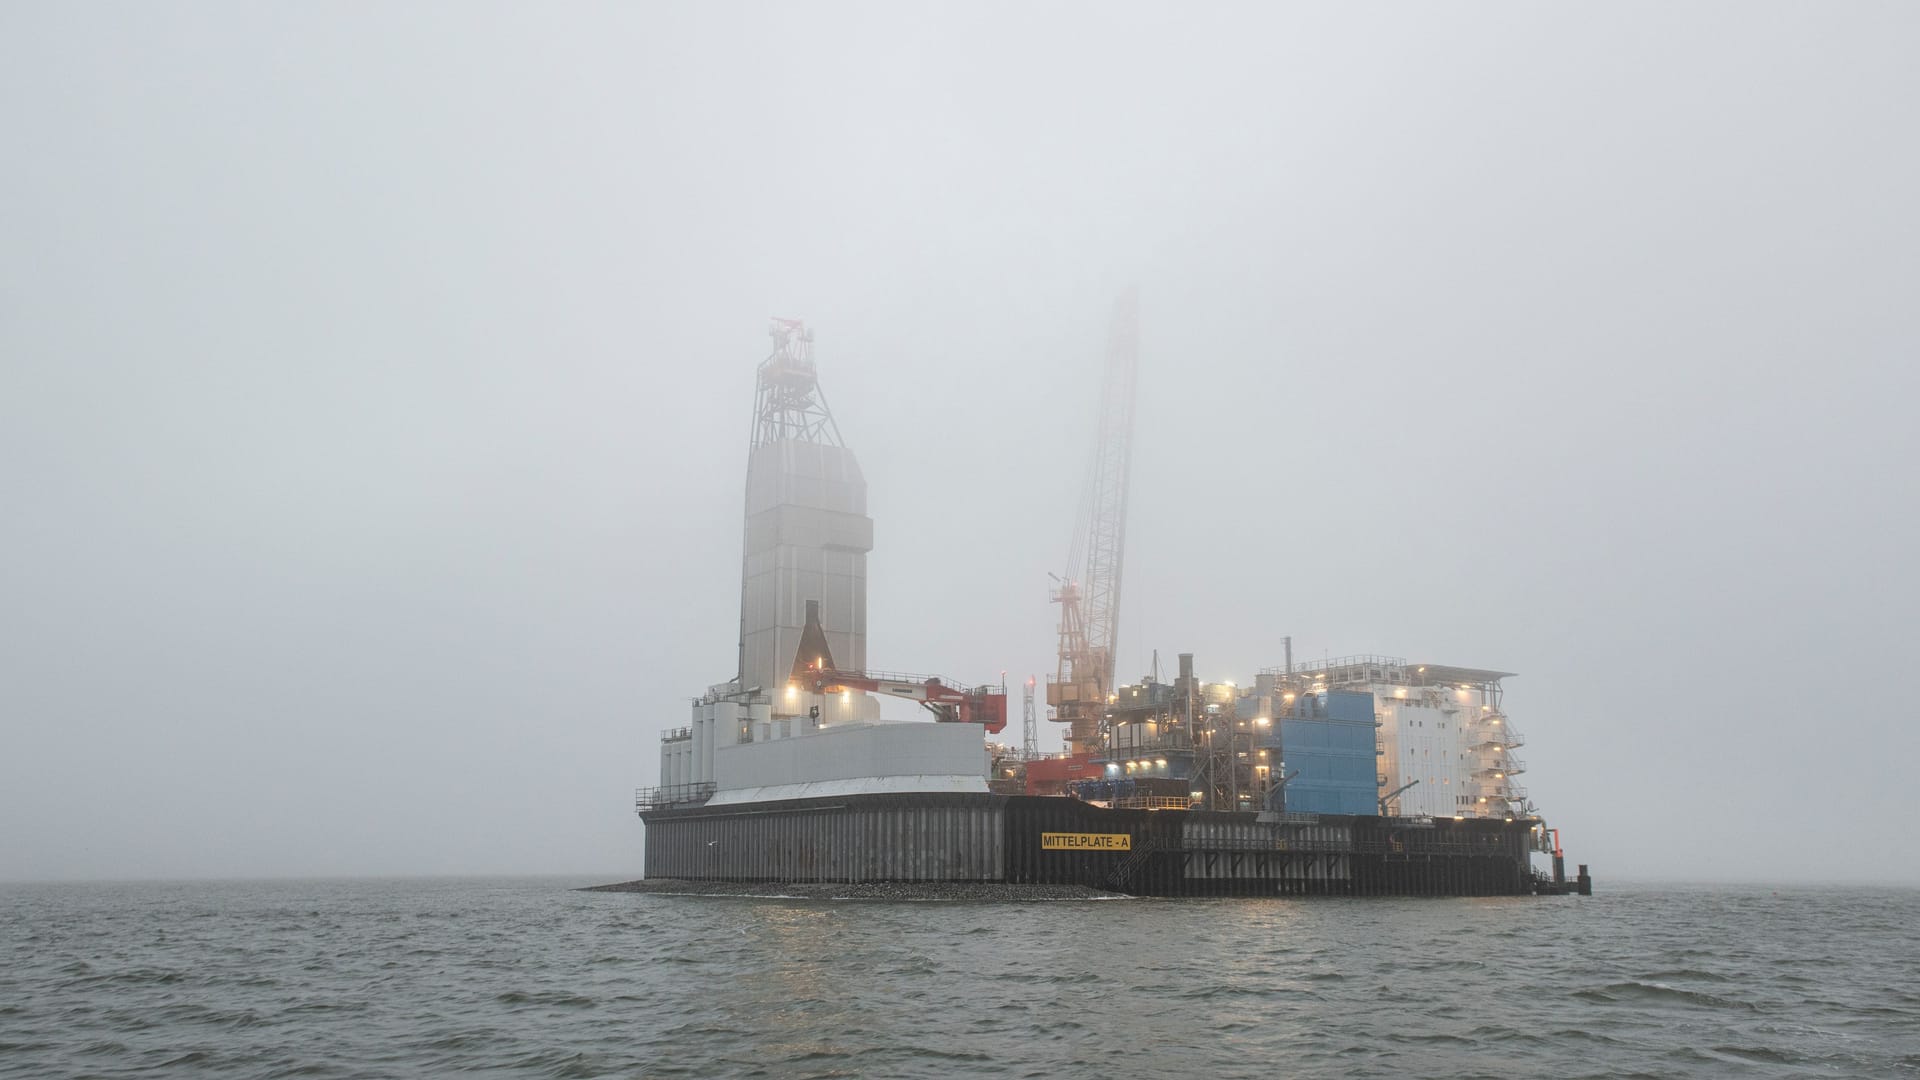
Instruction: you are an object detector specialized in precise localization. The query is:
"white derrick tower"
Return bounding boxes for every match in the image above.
[735,318,874,720]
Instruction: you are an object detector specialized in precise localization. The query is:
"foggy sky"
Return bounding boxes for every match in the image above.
[4,3,1915,884]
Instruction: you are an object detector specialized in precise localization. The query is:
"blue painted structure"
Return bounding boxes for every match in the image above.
[1266,689,1378,815]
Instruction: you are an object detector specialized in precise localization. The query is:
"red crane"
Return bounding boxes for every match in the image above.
[1048,291,1139,756]
[807,668,1008,735]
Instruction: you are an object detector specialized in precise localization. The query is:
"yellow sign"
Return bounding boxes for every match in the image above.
[1041,832,1132,851]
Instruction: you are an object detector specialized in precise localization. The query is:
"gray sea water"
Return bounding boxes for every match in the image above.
[1,878,1915,1078]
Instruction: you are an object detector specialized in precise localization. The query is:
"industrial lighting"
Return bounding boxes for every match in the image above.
[1255,717,1270,726]
[1282,693,1295,702]
[1155,759,1167,768]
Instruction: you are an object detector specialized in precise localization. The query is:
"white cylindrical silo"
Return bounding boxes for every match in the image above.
[691,713,710,785]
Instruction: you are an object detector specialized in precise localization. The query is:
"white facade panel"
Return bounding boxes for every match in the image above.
[711,721,989,798]
[738,439,873,702]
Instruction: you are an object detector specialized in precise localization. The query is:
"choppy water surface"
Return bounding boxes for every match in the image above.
[2,878,1915,1078]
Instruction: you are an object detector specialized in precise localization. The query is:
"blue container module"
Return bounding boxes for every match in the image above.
[1271,689,1379,815]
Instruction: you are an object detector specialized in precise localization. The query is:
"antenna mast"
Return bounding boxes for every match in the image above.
[1022,676,1038,759]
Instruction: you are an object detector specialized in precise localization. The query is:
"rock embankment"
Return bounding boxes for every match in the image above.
[581,878,1126,901]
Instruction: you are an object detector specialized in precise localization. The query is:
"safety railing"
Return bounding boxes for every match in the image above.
[1112,795,1198,811]
[634,782,716,812]
[850,668,999,694]
[1184,836,1352,854]
[1258,654,1408,677]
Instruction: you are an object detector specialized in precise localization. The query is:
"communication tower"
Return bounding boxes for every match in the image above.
[1022,676,1038,759]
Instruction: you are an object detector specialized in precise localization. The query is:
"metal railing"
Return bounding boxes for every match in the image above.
[1107,732,1198,753]
[854,668,1000,694]
[1185,836,1351,854]
[1112,795,1198,811]
[1258,654,1408,678]
[633,782,716,812]
[1470,728,1525,747]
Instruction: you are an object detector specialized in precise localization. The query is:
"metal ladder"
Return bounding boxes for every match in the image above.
[1105,833,1167,890]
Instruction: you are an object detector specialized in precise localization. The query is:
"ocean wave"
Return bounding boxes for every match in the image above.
[2,879,1913,1079]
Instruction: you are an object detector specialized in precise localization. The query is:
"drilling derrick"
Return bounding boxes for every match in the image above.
[736,318,875,727]
[1048,292,1139,756]
[750,319,841,447]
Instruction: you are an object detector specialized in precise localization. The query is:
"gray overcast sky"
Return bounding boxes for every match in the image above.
[3,3,1915,883]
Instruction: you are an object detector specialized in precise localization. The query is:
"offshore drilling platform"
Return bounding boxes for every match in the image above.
[635,306,1590,897]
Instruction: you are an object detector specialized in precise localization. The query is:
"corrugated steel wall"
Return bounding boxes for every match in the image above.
[642,793,1538,896]
[1181,817,1356,886]
[643,795,1005,882]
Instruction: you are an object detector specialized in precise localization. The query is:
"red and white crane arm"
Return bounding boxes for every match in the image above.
[808,669,1008,734]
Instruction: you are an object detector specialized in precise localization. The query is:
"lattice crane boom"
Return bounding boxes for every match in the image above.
[1048,291,1139,756]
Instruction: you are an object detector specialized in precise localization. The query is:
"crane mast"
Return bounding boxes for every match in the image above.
[1048,292,1139,756]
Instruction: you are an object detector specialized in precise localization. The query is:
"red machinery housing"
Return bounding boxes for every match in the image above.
[1024,753,1105,796]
